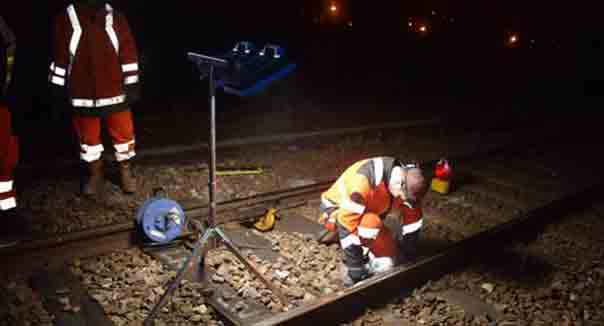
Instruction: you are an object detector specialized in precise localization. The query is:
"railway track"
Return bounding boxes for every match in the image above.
[253,180,604,326]
[2,117,593,326]
[0,133,559,274]
[192,142,603,326]
[0,114,563,273]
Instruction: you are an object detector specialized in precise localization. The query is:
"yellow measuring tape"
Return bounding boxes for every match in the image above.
[5,56,14,87]
[216,167,266,176]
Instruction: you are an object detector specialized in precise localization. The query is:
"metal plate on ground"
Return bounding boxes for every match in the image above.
[206,283,273,326]
[221,226,280,262]
[145,245,193,270]
[436,290,501,321]
[144,236,280,326]
[30,266,113,326]
[144,245,204,281]
[274,214,323,235]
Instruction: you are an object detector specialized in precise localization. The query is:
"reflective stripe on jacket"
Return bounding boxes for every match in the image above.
[49,3,139,113]
[322,157,395,231]
[322,156,424,234]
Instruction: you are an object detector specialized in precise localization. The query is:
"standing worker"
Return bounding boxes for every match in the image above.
[0,15,26,246]
[49,0,141,196]
[318,156,427,285]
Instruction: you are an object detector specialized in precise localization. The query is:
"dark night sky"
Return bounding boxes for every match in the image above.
[2,0,603,111]
[3,1,601,51]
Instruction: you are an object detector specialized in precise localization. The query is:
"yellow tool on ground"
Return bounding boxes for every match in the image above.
[254,208,277,231]
[216,167,266,176]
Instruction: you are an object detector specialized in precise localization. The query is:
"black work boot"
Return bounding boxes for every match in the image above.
[82,159,104,196]
[119,161,136,194]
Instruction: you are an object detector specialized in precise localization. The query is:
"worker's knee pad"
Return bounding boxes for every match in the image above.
[360,213,383,229]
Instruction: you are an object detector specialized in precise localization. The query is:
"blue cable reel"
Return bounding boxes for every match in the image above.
[136,188,187,244]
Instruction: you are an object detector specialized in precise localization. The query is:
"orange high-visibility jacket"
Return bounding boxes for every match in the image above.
[321,156,423,233]
[0,15,16,103]
[49,3,139,114]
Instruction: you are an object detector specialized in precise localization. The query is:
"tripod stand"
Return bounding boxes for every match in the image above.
[143,53,287,326]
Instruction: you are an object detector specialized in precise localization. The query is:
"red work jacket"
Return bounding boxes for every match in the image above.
[49,3,139,115]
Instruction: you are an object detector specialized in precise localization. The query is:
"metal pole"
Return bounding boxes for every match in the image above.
[143,64,220,326]
[144,60,288,326]
[209,64,217,229]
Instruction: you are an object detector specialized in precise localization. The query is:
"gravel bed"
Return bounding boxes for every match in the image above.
[349,202,604,326]
[6,118,586,325]
[0,276,53,326]
[69,249,220,326]
[68,231,341,324]
[20,125,528,236]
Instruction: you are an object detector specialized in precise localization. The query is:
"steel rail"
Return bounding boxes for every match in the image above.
[251,179,604,326]
[0,125,564,274]
[18,117,448,173]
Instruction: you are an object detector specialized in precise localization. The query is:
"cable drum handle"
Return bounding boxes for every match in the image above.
[152,187,168,198]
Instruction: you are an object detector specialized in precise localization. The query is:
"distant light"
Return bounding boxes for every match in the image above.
[419,25,427,32]
[431,10,437,15]
[509,35,518,43]
[330,3,337,12]
[348,21,353,27]
[408,21,413,27]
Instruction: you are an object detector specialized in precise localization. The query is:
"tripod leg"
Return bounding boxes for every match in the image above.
[143,229,214,326]
[215,228,289,306]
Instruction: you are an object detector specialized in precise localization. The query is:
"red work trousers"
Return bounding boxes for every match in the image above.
[72,110,136,163]
[0,105,18,210]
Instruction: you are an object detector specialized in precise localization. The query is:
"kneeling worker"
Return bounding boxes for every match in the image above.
[318,156,427,285]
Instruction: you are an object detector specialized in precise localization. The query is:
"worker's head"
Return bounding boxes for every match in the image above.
[389,164,426,207]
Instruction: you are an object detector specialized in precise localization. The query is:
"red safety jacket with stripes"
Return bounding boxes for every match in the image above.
[321,157,423,236]
[49,3,139,116]
[0,15,16,104]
